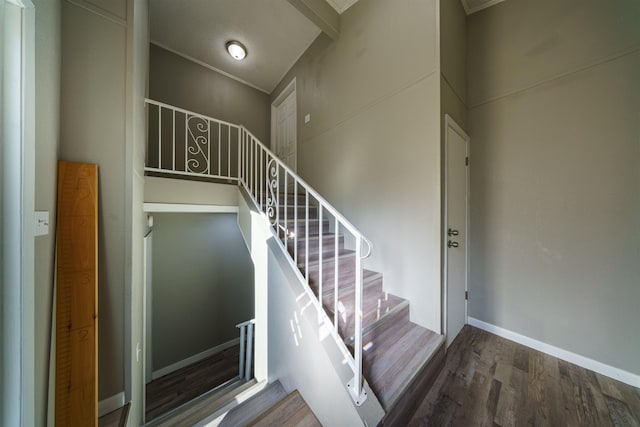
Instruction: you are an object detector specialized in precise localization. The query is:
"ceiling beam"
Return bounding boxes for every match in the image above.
[287,0,340,41]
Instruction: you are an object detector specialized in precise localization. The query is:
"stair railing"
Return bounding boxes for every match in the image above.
[145,99,241,181]
[238,128,371,406]
[144,99,371,406]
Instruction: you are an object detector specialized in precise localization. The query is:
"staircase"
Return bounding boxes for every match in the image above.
[145,99,445,426]
[282,194,445,425]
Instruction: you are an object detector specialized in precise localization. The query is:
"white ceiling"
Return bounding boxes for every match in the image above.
[150,0,321,94]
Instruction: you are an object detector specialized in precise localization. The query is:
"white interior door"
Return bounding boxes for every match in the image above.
[272,80,297,171]
[444,115,470,347]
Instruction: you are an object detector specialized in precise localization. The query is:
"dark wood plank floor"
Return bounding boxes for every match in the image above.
[409,325,640,427]
[146,344,241,421]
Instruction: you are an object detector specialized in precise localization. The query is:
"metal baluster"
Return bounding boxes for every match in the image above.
[172,109,175,171]
[334,217,339,331]
[259,148,263,210]
[294,180,298,264]
[158,106,161,168]
[284,171,288,245]
[353,235,363,402]
[207,121,211,175]
[239,325,246,379]
[245,322,253,381]
[228,126,231,178]
[184,113,188,173]
[218,122,221,176]
[318,204,323,309]
[305,190,309,285]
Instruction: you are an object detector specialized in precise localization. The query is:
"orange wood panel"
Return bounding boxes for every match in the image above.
[55,161,98,427]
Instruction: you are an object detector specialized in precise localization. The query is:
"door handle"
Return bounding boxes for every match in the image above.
[448,240,459,248]
[448,228,459,236]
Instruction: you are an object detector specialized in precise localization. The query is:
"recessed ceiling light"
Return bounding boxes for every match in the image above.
[226,40,247,61]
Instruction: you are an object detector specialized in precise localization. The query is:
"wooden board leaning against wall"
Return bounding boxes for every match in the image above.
[55,161,99,426]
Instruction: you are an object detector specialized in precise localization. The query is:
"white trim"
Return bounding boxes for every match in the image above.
[1,1,36,424]
[98,392,126,417]
[151,338,240,380]
[468,317,640,388]
[270,78,297,172]
[460,0,505,15]
[443,115,470,346]
[143,203,239,213]
[150,41,269,94]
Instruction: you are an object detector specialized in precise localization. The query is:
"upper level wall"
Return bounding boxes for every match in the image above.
[468,0,640,376]
[467,0,640,107]
[149,44,271,142]
[270,0,442,332]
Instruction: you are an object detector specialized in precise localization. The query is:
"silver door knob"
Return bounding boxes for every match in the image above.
[448,240,458,248]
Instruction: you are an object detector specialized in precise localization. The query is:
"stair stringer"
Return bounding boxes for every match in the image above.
[237,189,385,426]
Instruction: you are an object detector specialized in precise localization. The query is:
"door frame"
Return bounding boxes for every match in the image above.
[443,114,470,345]
[1,0,36,424]
[270,77,297,172]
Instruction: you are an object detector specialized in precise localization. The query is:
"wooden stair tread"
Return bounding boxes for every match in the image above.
[324,289,407,339]
[148,378,256,427]
[248,390,321,427]
[364,323,444,410]
[217,380,288,427]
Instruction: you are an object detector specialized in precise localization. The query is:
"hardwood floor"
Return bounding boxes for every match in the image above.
[409,325,640,427]
[145,344,241,422]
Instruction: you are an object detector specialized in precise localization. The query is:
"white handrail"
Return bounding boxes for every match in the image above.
[144,99,371,405]
[240,128,373,258]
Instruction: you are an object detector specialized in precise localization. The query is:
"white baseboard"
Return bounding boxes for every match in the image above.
[98,391,125,417]
[152,338,240,380]
[468,317,640,388]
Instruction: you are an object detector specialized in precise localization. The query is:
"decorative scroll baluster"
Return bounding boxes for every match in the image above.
[265,157,279,226]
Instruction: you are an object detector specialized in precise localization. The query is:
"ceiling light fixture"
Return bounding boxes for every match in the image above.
[226,40,247,60]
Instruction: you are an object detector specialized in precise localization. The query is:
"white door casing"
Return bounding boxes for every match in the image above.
[444,115,470,347]
[271,78,297,171]
[143,229,153,385]
[1,0,35,424]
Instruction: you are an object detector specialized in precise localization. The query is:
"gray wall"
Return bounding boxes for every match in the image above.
[33,0,61,425]
[149,44,271,142]
[60,0,129,399]
[151,213,254,370]
[271,0,443,331]
[468,0,640,374]
[440,0,468,130]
